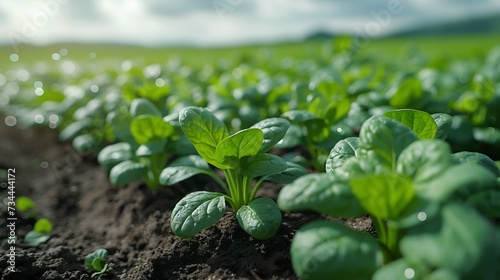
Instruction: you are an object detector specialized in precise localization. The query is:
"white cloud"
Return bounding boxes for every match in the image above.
[0,0,499,48]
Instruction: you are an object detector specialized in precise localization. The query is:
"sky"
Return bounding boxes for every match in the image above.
[0,0,499,47]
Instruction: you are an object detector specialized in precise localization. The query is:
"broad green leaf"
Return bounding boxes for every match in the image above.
[396,140,452,184]
[109,160,147,185]
[171,191,226,238]
[384,109,437,140]
[351,172,415,220]
[241,153,288,178]
[214,128,264,168]
[168,155,210,170]
[251,118,290,152]
[97,142,134,171]
[72,134,99,154]
[291,220,383,280]
[106,110,134,143]
[179,107,229,166]
[130,115,173,145]
[265,162,308,184]
[24,231,51,246]
[400,203,498,279]
[34,218,52,234]
[451,151,499,177]
[464,191,500,218]
[159,166,214,186]
[135,139,167,156]
[59,119,93,141]
[323,98,350,125]
[388,77,423,108]
[275,124,302,149]
[236,197,282,239]
[282,110,318,123]
[325,137,359,174]
[416,164,498,202]
[130,98,162,117]
[359,116,418,169]
[278,173,365,218]
[432,113,453,140]
[373,258,428,280]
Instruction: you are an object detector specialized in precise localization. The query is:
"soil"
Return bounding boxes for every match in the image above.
[0,121,373,280]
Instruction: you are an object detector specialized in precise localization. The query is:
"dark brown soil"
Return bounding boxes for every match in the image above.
[0,121,373,280]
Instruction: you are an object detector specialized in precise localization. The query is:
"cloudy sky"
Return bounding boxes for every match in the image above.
[0,0,499,47]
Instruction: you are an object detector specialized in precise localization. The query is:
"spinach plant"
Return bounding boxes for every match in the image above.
[24,218,52,246]
[279,94,351,171]
[98,98,175,189]
[161,106,306,239]
[278,109,500,279]
[85,248,109,278]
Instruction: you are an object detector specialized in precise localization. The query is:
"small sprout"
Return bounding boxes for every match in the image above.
[15,196,37,218]
[24,218,52,246]
[85,249,109,277]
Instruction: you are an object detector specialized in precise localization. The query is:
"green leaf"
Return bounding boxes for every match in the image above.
[59,119,93,141]
[130,98,162,117]
[85,249,108,271]
[275,124,302,148]
[24,231,51,246]
[15,196,35,213]
[264,162,308,184]
[214,128,264,169]
[106,110,134,143]
[168,155,210,170]
[291,220,383,280]
[350,172,415,220]
[130,115,173,145]
[358,116,418,169]
[97,142,134,171]
[432,113,453,140]
[278,173,365,218]
[171,191,226,238]
[373,258,428,280]
[400,203,499,279]
[179,107,229,166]
[451,151,499,177]
[388,77,423,108]
[109,160,147,185]
[34,218,52,234]
[159,166,214,186]
[251,118,290,152]
[135,138,167,156]
[323,98,350,125]
[282,110,318,123]
[236,197,282,239]
[416,164,498,202]
[325,137,359,174]
[396,140,452,184]
[241,153,288,178]
[384,109,437,140]
[72,134,99,154]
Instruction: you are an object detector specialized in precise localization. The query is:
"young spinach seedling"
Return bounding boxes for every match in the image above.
[161,106,306,239]
[85,248,109,278]
[24,218,52,246]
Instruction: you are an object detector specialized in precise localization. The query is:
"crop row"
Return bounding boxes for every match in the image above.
[2,41,500,279]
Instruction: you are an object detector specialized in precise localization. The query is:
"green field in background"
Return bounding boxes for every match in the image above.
[1,33,498,67]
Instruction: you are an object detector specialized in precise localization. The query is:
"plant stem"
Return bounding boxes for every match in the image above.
[386,224,401,259]
[373,217,388,247]
[249,178,265,202]
[242,176,252,205]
